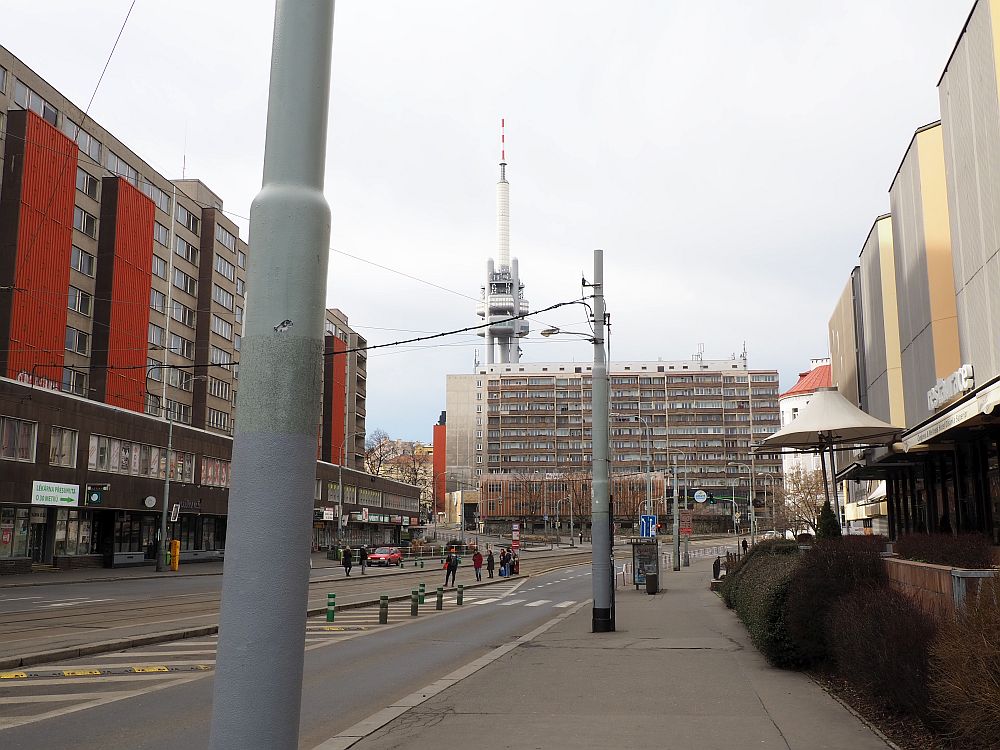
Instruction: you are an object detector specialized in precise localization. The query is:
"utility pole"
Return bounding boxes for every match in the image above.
[591,249,613,633]
[209,3,334,749]
[672,454,680,571]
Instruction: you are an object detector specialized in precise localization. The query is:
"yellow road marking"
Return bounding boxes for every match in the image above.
[130,666,169,673]
[0,672,27,679]
[62,669,103,677]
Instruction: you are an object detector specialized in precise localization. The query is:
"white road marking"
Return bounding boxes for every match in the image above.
[0,692,134,705]
[496,599,525,606]
[524,600,551,607]
[468,598,499,605]
[553,601,576,608]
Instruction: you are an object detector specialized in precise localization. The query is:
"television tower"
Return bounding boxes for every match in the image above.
[477,119,529,363]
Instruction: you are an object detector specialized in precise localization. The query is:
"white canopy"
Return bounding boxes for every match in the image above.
[762,387,900,449]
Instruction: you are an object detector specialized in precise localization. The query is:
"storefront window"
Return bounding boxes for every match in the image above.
[0,507,14,558]
[201,517,215,550]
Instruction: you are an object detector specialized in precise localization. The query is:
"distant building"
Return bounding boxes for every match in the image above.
[778,359,832,477]
[444,354,782,532]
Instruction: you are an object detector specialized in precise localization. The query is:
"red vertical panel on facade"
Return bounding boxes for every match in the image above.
[331,337,348,463]
[432,424,447,515]
[6,112,77,384]
[104,179,155,411]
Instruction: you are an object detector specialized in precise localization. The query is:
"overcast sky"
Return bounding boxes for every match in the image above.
[7,1,974,442]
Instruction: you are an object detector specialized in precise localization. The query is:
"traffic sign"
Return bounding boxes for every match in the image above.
[694,490,707,504]
[638,514,657,538]
[679,510,693,537]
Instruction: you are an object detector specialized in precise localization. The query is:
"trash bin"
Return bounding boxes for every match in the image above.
[645,572,658,595]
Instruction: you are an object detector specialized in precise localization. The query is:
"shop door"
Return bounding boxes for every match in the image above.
[28,523,46,563]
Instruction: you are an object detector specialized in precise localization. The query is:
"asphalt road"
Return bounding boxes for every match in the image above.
[0,546,593,665]
[0,565,595,748]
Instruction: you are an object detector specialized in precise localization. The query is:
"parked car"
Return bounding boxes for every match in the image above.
[367,546,402,566]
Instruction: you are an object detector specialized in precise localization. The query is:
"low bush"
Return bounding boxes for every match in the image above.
[720,538,798,609]
[828,583,937,718]
[730,553,804,668]
[783,536,887,666]
[929,573,1000,747]
[894,532,994,569]
[795,533,814,544]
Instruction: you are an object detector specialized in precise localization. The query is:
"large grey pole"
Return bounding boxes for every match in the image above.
[591,249,613,632]
[209,3,334,749]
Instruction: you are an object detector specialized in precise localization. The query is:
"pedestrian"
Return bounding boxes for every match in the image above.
[444,551,459,587]
[512,551,519,575]
[500,548,509,577]
[486,549,495,579]
[741,538,748,556]
[342,546,353,576]
[359,545,368,574]
[579,531,583,545]
[472,549,484,581]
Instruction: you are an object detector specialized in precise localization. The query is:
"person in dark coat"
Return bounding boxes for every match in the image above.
[486,549,495,578]
[342,546,353,576]
[741,538,749,556]
[359,545,368,574]
[444,552,459,587]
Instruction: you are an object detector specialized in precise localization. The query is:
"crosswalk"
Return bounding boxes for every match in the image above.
[0,573,591,730]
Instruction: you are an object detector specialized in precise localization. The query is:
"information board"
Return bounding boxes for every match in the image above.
[630,538,659,587]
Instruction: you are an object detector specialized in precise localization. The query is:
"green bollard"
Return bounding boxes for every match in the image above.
[326,593,336,623]
[418,583,425,604]
[457,584,464,606]
[410,589,418,617]
[420,559,424,568]
[379,595,389,624]
[436,587,444,610]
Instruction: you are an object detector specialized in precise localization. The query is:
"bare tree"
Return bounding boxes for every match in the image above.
[777,468,827,535]
[364,429,398,476]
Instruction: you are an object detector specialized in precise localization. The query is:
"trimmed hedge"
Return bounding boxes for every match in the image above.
[894,532,994,569]
[828,583,937,718]
[783,536,887,667]
[720,539,799,609]
[730,553,803,668]
[929,573,1000,746]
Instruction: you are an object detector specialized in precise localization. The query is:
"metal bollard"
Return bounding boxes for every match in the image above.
[457,584,464,606]
[410,589,418,617]
[436,587,444,610]
[418,582,425,604]
[379,595,389,624]
[326,593,336,623]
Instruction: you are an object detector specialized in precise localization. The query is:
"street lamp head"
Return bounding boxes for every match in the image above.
[540,327,560,337]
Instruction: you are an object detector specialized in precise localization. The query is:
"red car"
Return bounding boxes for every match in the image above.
[367,546,402,566]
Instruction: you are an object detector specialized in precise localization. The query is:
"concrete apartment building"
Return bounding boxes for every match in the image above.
[830,0,1000,545]
[0,47,417,570]
[443,356,782,532]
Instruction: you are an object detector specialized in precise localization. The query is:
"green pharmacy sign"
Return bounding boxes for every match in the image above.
[31,481,80,507]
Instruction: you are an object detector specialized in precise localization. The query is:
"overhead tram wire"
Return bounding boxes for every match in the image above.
[21,296,594,381]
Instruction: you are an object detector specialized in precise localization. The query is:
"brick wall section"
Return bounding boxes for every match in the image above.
[883,557,954,618]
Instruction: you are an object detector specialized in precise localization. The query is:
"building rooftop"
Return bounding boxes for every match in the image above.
[779,364,832,399]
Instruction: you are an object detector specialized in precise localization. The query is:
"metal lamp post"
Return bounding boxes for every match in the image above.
[210,2,335,747]
[541,248,612,632]
[728,462,756,545]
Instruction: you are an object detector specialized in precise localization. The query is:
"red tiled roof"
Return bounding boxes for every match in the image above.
[779,364,832,399]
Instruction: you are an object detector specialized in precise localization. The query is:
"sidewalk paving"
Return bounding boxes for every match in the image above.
[346,555,891,750]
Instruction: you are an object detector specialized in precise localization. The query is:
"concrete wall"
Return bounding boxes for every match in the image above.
[889,123,961,428]
[939,0,1000,386]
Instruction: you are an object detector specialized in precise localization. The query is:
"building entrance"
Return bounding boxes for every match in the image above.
[28,522,46,563]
